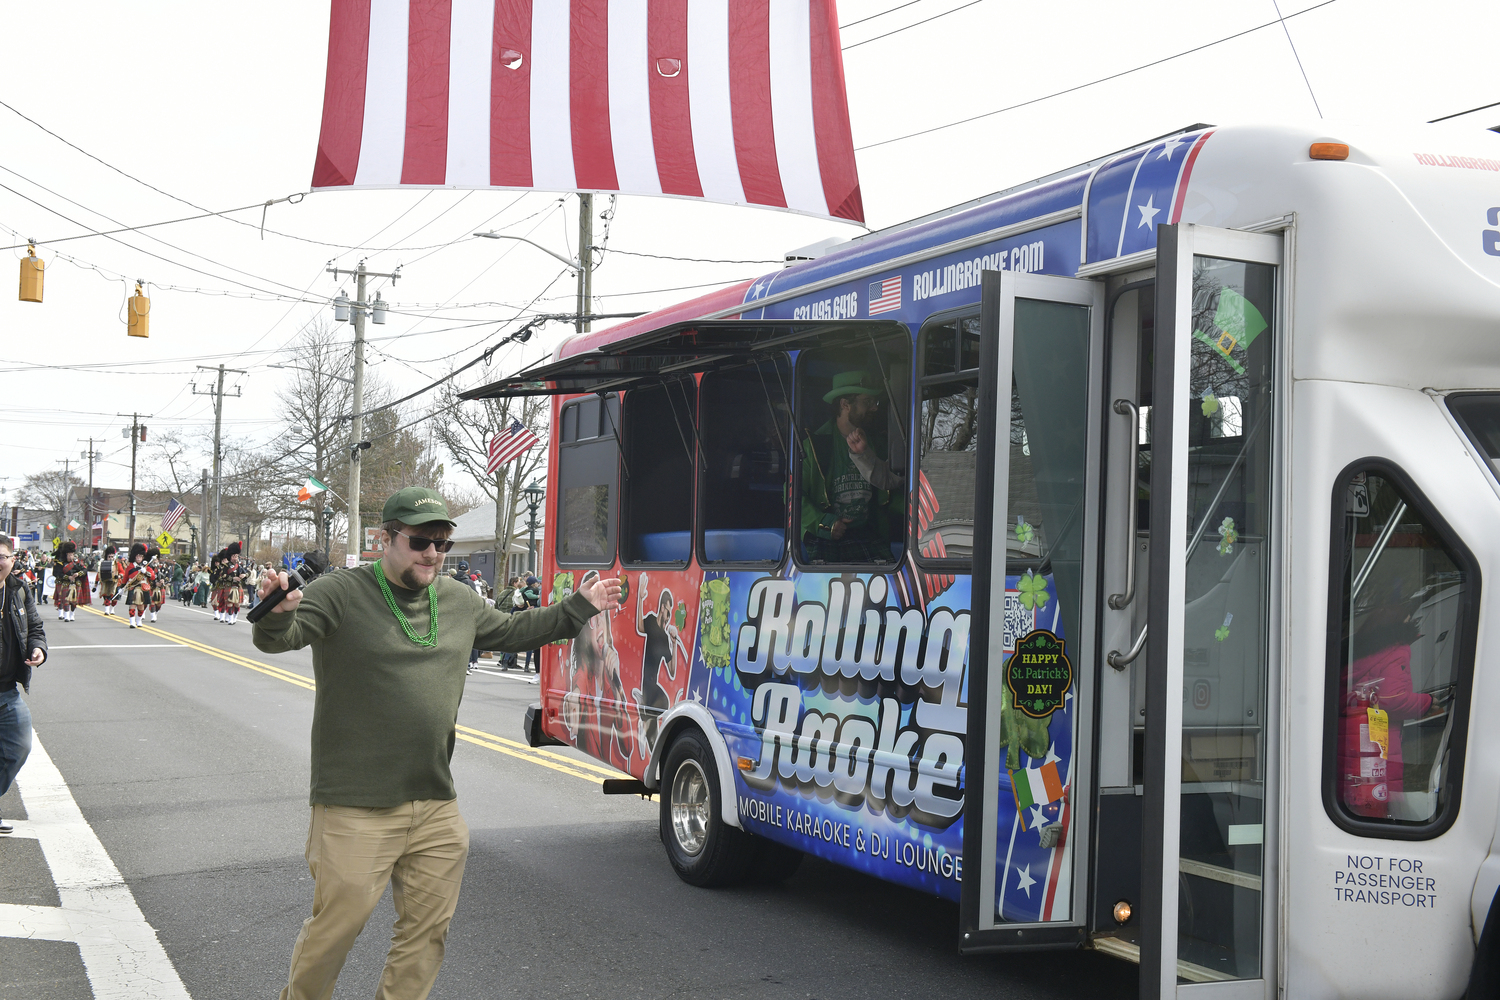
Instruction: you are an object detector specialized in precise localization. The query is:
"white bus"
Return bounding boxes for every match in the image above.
[471,119,1500,998]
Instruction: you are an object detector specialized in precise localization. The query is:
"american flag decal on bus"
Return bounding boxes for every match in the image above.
[867,276,901,315]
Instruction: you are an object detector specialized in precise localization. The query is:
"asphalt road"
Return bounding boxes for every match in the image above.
[1,600,1135,999]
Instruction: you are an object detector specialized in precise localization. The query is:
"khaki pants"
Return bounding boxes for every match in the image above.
[280,799,470,1000]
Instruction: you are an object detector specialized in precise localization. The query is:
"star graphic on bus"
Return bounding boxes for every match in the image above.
[1158,135,1187,161]
[1137,194,1161,230]
[1015,863,1037,897]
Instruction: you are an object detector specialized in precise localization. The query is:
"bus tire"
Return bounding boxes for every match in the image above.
[659,729,753,887]
[749,838,803,884]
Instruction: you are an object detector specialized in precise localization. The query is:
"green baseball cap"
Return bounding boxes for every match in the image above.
[381,487,456,526]
[822,370,880,403]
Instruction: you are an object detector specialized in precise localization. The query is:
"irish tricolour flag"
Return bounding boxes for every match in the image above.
[1011,761,1065,827]
[297,476,328,503]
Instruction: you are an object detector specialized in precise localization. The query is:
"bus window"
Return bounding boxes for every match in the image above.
[556,394,620,566]
[1447,392,1500,482]
[916,313,979,564]
[796,335,909,566]
[1327,465,1475,834]
[699,358,792,564]
[621,378,697,565]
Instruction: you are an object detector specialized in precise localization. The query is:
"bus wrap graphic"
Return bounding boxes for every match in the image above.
[657,567,1077,918]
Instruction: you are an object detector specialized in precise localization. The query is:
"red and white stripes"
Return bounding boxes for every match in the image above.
[313,0,863,223]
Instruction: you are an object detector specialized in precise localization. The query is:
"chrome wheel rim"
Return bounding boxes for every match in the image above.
[669,758,711,856]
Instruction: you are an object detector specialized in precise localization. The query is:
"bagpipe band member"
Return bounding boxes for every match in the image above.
[53,542,80,621]
[146,548,166,621]
[96,545,119,614]
[222,542,245,624]
[122,543,153,628]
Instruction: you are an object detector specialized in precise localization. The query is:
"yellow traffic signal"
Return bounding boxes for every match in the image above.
[127,281,150,338]
[19,244,43,303]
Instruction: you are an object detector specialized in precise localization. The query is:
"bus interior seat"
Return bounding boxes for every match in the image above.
[704,529,784,562]
[636,531,691,563]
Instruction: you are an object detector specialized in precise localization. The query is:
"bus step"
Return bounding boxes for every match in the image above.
[602,779,652,797]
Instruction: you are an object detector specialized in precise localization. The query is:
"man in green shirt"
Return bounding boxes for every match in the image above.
[800,369,905,563]
[254,487,619,1000]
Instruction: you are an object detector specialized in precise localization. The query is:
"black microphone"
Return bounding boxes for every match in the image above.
[246,551,329,624]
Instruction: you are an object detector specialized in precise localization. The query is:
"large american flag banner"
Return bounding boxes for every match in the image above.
[312,0,863,223]
[488,420,540,473]
[160,498,187,533]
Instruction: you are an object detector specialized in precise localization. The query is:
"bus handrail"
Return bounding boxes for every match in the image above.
[1107,399,1141,610]
[1108,623,1148,669]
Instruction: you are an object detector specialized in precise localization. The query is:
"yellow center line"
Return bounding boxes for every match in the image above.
[78,607,610,784]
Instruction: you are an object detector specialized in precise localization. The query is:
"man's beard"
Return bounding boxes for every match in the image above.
[398,563,436,590]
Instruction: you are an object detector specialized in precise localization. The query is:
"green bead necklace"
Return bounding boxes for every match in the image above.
[374,560,439,647]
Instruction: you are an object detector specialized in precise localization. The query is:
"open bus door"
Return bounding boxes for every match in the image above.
[1135,225,1283,997]
[962,269,1105,950]
[963,226,1285,999]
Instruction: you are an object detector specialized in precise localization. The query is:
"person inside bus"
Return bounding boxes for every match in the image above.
[801,370,904,563]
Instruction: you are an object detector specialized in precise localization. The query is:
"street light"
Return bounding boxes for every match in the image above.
[473,231,581,271]
[268,363,355,385]
[521,481,544,575]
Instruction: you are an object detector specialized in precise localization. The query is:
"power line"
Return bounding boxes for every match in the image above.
[840,0,931,30]
[596,247,780,264]
[841,0,986,51]
[1271,0,1323,118]
[1429,100,1500,123]
[855,0,1339,151]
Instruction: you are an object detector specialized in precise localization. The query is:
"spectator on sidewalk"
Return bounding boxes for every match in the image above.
[0,537,48,836]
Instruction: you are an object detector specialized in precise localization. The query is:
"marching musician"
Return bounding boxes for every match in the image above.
[121,543,154,629]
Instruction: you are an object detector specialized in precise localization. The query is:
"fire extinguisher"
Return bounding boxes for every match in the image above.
[1342,678,1389,818]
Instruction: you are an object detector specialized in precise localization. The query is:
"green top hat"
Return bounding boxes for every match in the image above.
[381,487,455,526]
[822,370,880,403]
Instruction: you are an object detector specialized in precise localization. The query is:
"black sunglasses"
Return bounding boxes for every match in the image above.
[393,530,455,553]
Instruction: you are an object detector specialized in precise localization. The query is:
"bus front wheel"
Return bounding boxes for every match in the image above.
[659,729,755,886]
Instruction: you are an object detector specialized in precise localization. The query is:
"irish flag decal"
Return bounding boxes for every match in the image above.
[1010,761,1065,828]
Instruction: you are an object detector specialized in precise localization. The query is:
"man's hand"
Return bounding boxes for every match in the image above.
[257,569,302,614]
[25,648,43,667]
[830,517,852,541]
[846,426,867,455]
[579,575,623,612]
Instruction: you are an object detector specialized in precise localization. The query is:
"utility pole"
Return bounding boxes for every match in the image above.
[59,457,70,544]
[117,413,153,545]
[327,260,399,565]
[77,438,100,547]
[194,366,245,552]
[199,469,209,558]
[576,193,593,335]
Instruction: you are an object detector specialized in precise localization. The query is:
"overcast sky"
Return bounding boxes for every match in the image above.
[0,0,1494,508]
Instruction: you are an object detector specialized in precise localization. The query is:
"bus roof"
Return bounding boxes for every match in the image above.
[553,120,1500,389]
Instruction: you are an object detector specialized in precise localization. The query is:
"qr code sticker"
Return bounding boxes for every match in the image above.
[1003,590,1032,651]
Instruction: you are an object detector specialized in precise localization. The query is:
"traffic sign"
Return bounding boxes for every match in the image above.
[156,531,174,548]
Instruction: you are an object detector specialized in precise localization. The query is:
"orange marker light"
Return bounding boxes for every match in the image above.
[1310,142,1350,161]
[736,756,756,771]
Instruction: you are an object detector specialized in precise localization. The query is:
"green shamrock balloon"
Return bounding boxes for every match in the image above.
[1015,516,1034,546]
[1018,570,1050,611]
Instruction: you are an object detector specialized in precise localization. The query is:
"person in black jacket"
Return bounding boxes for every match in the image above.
[0,536,47,835]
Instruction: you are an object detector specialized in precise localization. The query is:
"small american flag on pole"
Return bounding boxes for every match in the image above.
[868,276,902,315]
[488,421,540,474]
[161,498,187,533]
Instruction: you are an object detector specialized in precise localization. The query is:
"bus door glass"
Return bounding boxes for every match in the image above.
[1140,225,1283,995]
[962,270,1104,949]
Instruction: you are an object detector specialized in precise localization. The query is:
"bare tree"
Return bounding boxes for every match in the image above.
[18,468,86,546]
[430,378,549,573]
[138,429,201,495]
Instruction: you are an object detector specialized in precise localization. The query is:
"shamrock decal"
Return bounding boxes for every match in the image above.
[1018,569,1050,611]
[1214,611,1233,642]
[1217,516,1238,556]
[1015,515,1034,546]
[1201,393,1220,417]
